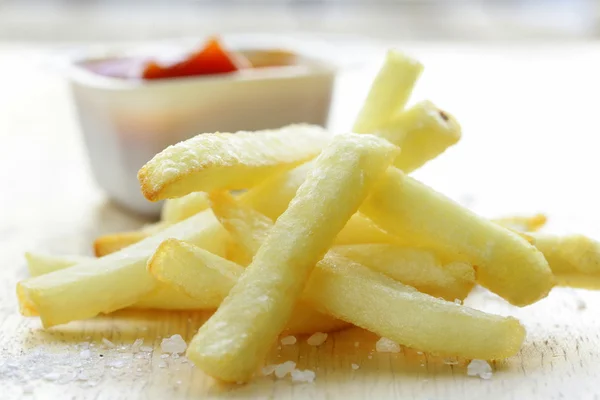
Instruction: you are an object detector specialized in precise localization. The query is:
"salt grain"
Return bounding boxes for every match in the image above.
[158,361,167,368]
[262,364,278,376]
[351,363,360,370]
[79,349,91,359]
[290,368,315,383]
[140,346,153,353]
[161,334,187,355]
[43,372,61,381]
[102,338,116,348]
[280,336,297,346]
[307,332,328,346]
[375,337,400,353]
[160,354,169,359]
[467,359,493,380]
[274,361,296,378]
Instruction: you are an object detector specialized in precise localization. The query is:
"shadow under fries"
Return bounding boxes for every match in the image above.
[22,309,214,349]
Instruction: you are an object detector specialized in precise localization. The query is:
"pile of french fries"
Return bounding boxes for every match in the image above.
[18,50,600,383]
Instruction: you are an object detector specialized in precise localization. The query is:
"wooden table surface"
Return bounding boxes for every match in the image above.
[2,41,600,400]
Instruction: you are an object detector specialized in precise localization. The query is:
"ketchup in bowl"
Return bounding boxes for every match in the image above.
[82,37,297,81]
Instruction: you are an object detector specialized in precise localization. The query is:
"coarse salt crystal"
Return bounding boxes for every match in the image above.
[262,364,278,376]
[467,359,493,380]
[443,357,458,365]
[80,349,91,358]
[140,346,153,353]
[351,363,360,370]
[161,334,187,355]
[102,338,116,348]
[43,372,61,381]
[375,337,400,353]
[274,361,296,378]
[158,361,167,368]
[290,368,315,383]
[307,332,328,346]
[454,299,462,305]
[160,354,169,359]
[131,338,144,351]
[280,336,297,346]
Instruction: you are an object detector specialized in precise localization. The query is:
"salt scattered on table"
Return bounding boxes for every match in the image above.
[161,334,187,355]
[307,332,328,346]
[375,337,400,353]
[291,368,315,383]
[274,361,296,378]
[467,359,493,379]
[280,336,297,346]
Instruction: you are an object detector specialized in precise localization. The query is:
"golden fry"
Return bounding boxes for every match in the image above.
[148,239,523,360]
[361,167,553,306]
[532,233,600,289]
[148,239,349,335]
[332,244,475,300]
[379,101,461,172]
[494,213,548,232]
[187,134,398,382]
[17,210,228,327]
[138,124,330,201]
[161,192,210,223]
[353,50,423,133]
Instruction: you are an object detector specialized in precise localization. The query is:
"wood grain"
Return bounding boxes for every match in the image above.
[2,43,600,400]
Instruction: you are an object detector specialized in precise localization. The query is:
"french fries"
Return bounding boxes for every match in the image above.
[532,233,600,288]
[209,191,273,265]
[333,244,475,301]
[138,124,331,201]
[148,240,524,360]
[187,134,398,382]
[494,213,548,232]
[161,192,210,223]
[360,167,554,306]
[17,210,228,327]
[379,101,461,172]
[24,253,214,311]
[353,50,423,134]
[148,239,350,335]
[305,254,525,360]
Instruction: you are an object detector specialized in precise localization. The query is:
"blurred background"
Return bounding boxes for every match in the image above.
[1,0,599,42]
[2,0,600,252]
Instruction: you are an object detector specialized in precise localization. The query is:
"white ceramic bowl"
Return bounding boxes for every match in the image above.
[68,41,337,216]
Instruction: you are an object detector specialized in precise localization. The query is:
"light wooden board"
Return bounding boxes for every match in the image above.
[2,43,600,400]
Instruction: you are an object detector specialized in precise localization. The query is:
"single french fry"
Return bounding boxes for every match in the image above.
[531,233,600,289]
[24,253,214,311]
[306,254,525,359]
[494,214,548,232]
[378,101,461,172]
[94,231,151,257]
[93,222,169,257]
[187,134,398,382]
[334,213,399,245]
[333,244,475,301]
[210,191,273,265]
[353,50,423,134]
[138,124,331,201]
[161,192,210,223]
[239,161,315,221]
[17,209,229,327]
[361,167,554,306]
[206,192,348,328]
[25,253,91,277]
[148,239,349,335]
[148,239,523,360]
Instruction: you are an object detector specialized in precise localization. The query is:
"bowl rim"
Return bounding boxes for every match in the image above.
[68,43,339,91]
